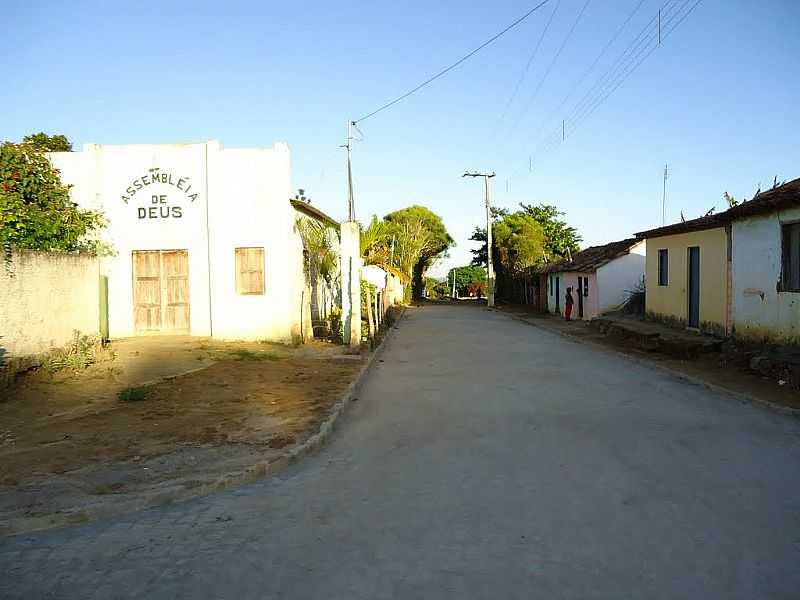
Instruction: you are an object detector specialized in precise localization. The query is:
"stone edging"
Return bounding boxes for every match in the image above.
[1,308,407,537]
[492,309,800,418]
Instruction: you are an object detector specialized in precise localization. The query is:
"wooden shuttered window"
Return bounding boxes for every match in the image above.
[235,247,265,295]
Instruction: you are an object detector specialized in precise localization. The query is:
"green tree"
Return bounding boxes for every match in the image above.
[518,203,581,260]
[1,138,103,252]
[22,132,73,152]
[493,213,546,275]
[384,205,453,300]
[446,265,486,296]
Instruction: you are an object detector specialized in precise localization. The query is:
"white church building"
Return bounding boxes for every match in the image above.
[50,140,332,342]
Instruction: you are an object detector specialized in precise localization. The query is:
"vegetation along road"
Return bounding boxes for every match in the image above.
[2,303,800,599]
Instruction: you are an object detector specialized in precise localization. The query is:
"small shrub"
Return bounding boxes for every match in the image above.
[41,331,101,373]
[118,386,149,402]
[227,348,282,361]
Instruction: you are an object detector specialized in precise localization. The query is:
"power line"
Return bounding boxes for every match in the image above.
[528,0,701,168]
[527,0,680,165]
[528,0,647,147]
[490,0,562,141]
[503,0,593,149]
[354,0,553,124]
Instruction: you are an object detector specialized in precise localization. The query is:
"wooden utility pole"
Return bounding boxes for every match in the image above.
[463,171,496,307]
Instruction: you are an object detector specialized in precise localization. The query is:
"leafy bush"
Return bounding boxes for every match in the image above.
[41,331,101,373]
[118,386,149,402]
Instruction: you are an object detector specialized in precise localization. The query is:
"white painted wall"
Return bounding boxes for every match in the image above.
[0,251,99,357]
[50,140,303,342]
[731,207,800,343]
[596,240,646,314]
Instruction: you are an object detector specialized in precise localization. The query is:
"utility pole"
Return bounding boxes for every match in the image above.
[451,268,456,299]
[463,171,496,308]
[341,119,356,221]
[662,164,669,226]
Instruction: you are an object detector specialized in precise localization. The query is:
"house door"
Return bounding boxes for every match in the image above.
[687,247,700,329]
[132,250,190,335]
[577,277,585,319]
[555,276,560,314]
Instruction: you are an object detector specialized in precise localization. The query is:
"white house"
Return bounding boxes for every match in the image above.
[728,178,800,343]
[545,238,646,319]
[49,140,322,343]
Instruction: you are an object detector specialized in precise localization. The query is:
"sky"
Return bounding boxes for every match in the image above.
[3,0,799,277]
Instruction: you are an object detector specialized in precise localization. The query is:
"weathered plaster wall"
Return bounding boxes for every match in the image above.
[597,241,646,314]
[0,251,99,357]
[51,140,301,342]
[732,207,800,343]
[208,144,300,342]
[546,272,596,319]
[51,143,212,338]
[644,228,728,333]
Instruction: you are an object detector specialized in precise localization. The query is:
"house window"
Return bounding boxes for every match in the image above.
[781,223,800,292]
[549,275,553,295]
[582,276,589,296]
[658,249,669,286]
[235,247,265,295]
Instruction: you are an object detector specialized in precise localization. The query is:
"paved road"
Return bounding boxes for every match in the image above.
[2,305,800,599]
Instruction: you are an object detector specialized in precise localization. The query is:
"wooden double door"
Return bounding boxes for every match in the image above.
[132,250,190,334]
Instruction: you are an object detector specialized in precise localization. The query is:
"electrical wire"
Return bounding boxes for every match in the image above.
[354,0,552,124]
[528,0,648,146]
[527,0,701,168]
[503,0,594,146]
[490,0,562,140]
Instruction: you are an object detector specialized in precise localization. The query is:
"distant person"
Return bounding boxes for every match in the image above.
[565,287,574,321]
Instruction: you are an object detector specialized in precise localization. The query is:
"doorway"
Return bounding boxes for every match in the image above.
[577,277,585,319]
[687,246,700,329]
[132,250,190,334]
[555,276,560,314]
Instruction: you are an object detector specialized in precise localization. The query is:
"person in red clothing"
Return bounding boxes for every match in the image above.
[564,287,574,321]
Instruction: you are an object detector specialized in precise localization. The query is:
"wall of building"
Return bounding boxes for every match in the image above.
[596,241,646,314]
[0,251,99,357]
[51,143,213,338]
[208,144,301,342]
[51,140,301,342]
[644,228,728,333]
[731,207,800,343]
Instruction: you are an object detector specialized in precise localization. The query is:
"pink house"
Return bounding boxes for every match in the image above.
[545,238,646,320]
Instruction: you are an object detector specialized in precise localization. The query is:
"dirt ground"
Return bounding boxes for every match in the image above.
[0,338,365,531]
[497,305,800,411]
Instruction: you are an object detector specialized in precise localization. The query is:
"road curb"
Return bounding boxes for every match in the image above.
[1,308,407,538]
[492,308,800,418]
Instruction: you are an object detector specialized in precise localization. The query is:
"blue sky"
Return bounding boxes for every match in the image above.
[4,0,799,276]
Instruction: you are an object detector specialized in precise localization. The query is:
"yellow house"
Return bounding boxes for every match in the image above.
[636,215,730,336]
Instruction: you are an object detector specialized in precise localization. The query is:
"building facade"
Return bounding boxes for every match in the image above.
[728,180,800,343]
[50,140,310,342]
[638,220,729,335]
[545,239,645,320]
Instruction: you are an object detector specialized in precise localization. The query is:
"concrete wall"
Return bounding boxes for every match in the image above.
[546,272,595,319]
[50,140,303,342]
[596,241,646,314]
[731,207,800,343]
[644,228,728,333]
[0,251,99,357]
